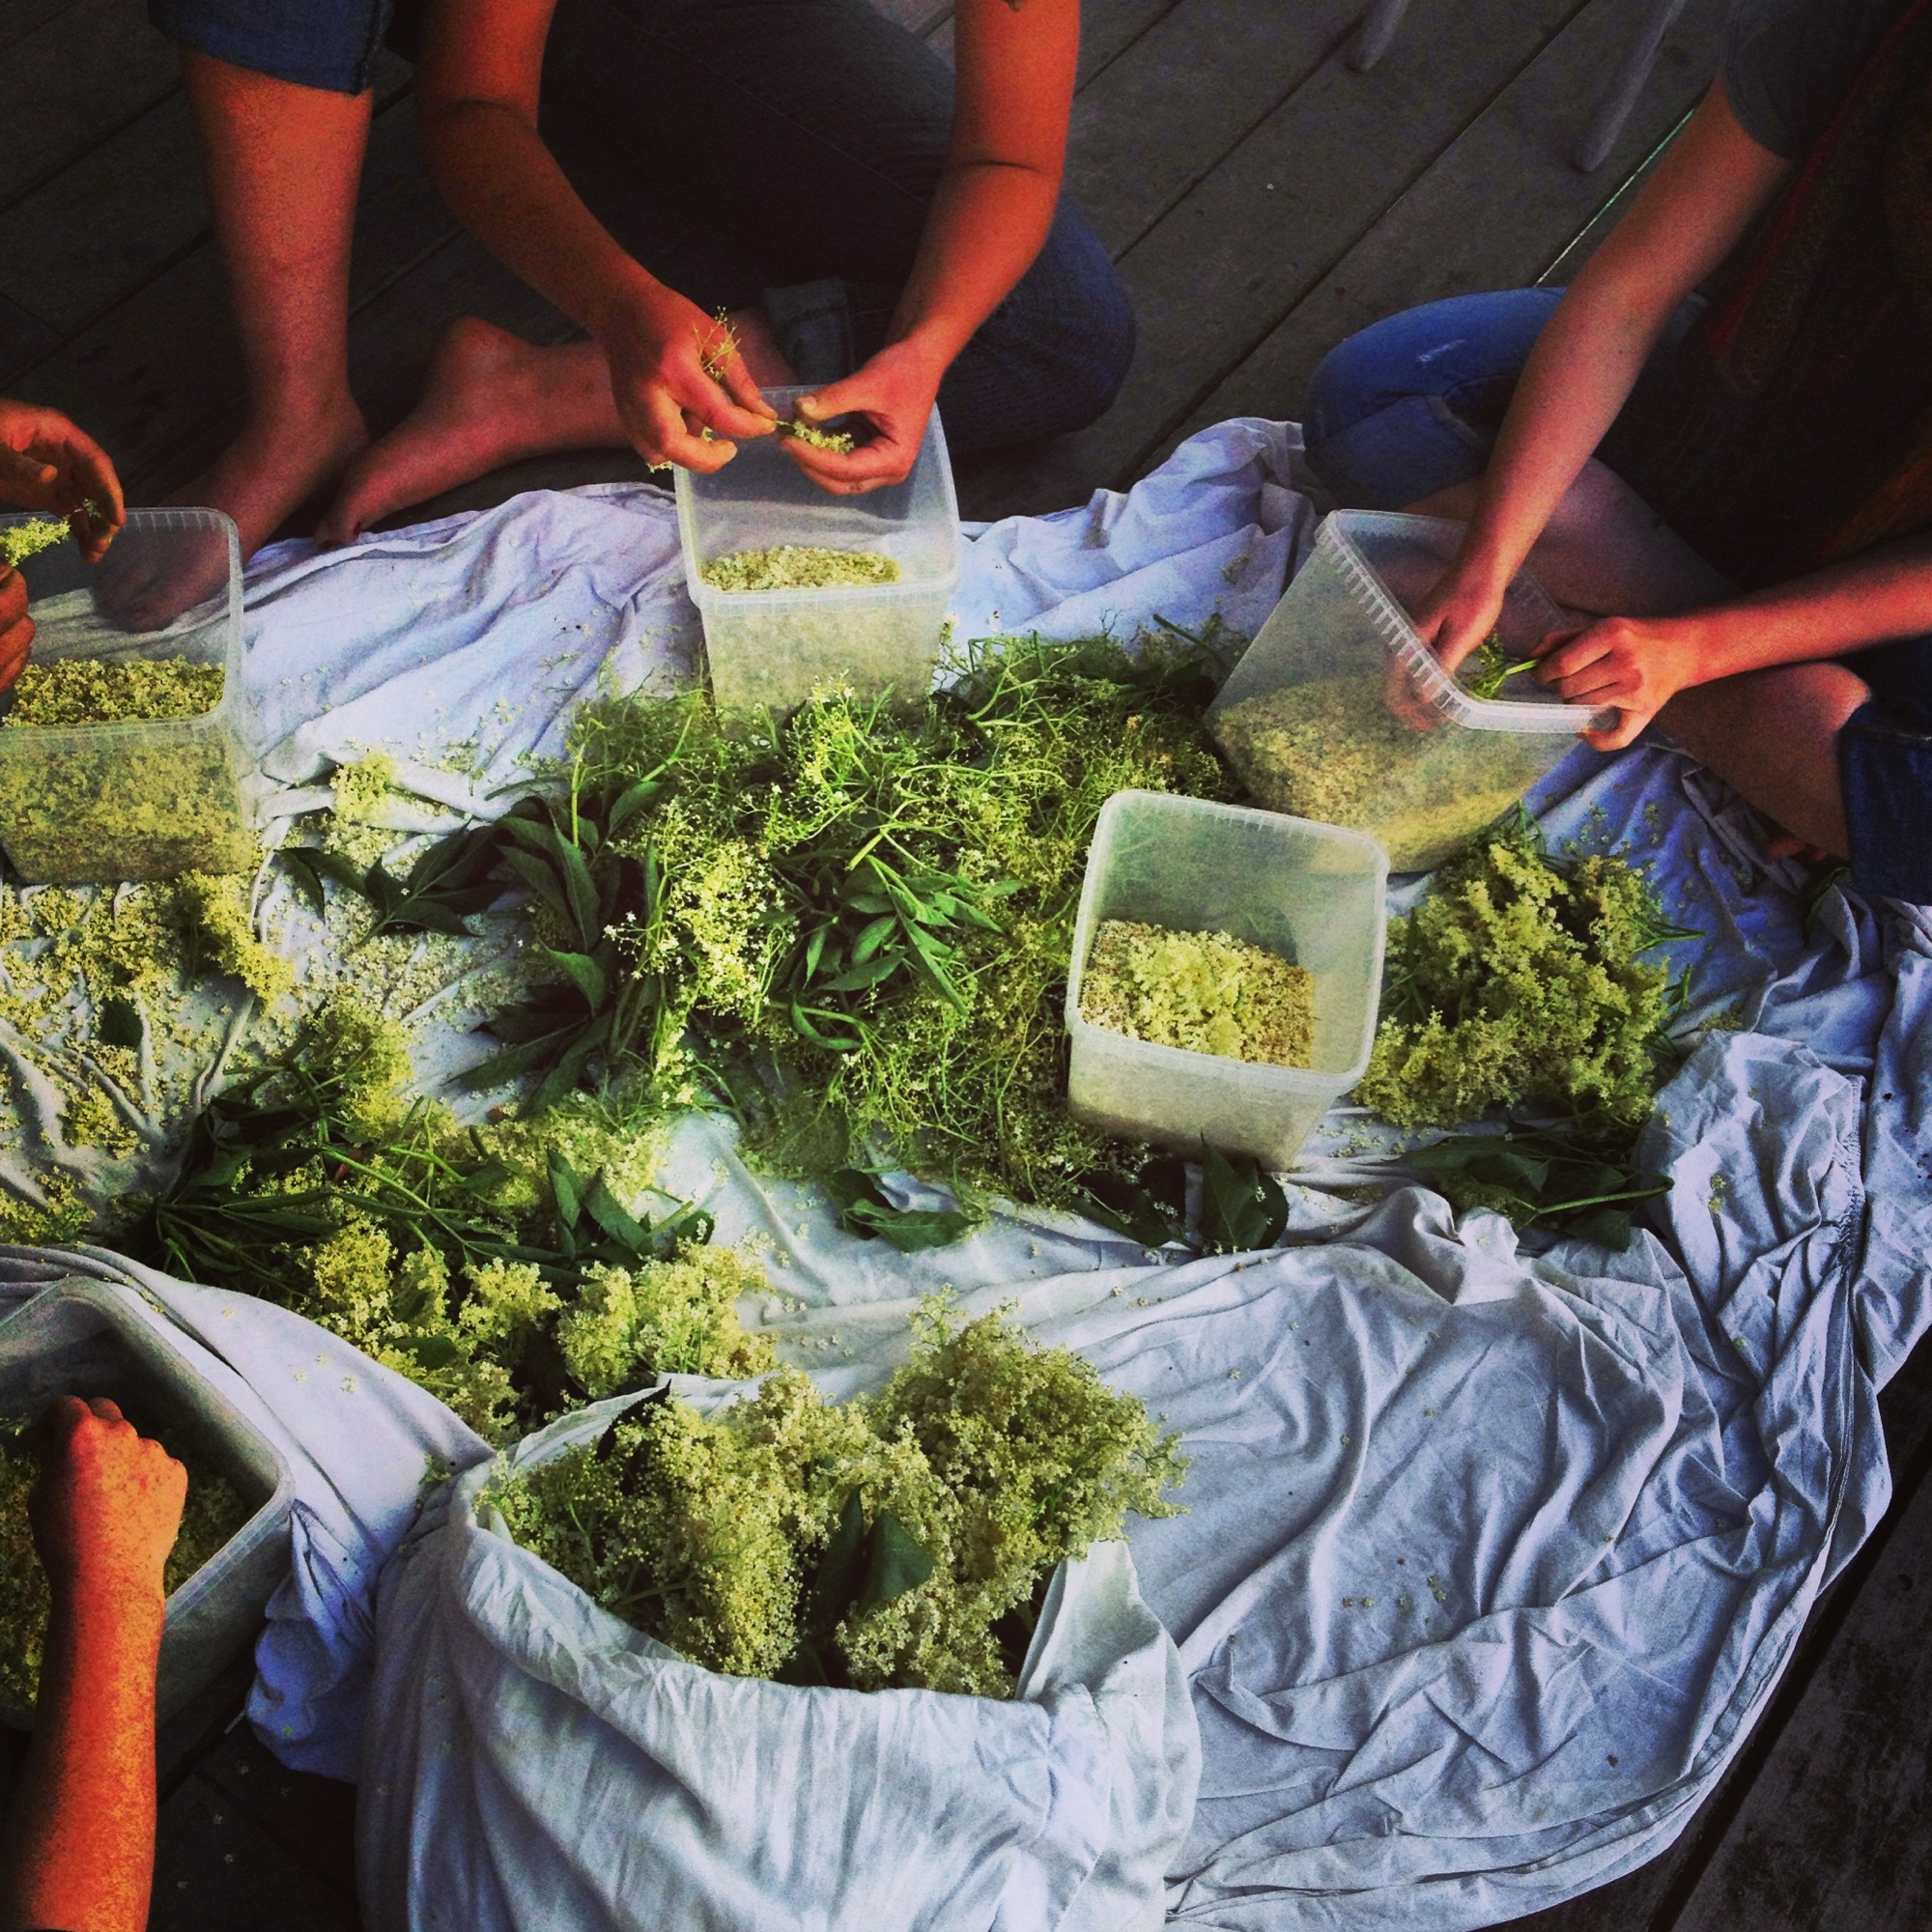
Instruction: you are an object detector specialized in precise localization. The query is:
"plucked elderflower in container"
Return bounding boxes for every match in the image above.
[1208,512,1606,873]
[675,384,960,714]
[1065,791,1387,1170]
[1079,920,1315,1068]
[0,509,253,884]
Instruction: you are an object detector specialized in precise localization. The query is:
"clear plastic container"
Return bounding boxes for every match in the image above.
[1065,790,1388,1170]
[0,507,252,884]
[1208,511,1607,872]
[675,386,961,713]
[0,1279,292,1727]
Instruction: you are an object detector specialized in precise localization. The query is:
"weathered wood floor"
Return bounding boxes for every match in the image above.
[4,0,1929,1924]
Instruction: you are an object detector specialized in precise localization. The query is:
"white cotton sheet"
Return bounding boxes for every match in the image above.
[0,417,1926,1927]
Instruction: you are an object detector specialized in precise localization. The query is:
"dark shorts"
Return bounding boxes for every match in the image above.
[1301,289,1932,905]
[145,0,1135,454]
[148,0,391,93]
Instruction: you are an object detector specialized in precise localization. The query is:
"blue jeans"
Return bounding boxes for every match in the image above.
[1301,289,1932,903]
[150,0,1136,453]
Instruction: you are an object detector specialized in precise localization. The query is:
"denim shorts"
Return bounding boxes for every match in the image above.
[148,0,392,92]
[1302,288,1932,905]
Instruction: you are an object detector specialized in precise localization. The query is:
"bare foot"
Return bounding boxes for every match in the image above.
[319,319,628,543]
[171,394,369,560]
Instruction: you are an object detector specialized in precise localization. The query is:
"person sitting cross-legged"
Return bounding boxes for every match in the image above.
[1299,0,1932,900]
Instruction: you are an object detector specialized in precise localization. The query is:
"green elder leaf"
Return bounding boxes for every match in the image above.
[856,1513,935,1613]
[1198,1143,1289,1255]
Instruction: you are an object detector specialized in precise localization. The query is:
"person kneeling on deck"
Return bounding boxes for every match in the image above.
[1299,0,1932,905]
[0,1400,185,1932]
[305,0,1129,532]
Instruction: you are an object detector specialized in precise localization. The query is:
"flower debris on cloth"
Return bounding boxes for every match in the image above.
[1080,920,1314,1068]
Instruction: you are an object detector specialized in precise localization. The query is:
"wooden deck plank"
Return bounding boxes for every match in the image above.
[957,0,1627,520]
[0,93,207,335]
[0,0,178,212]
[1172,0,1724,448]
[7,86,468,497]
[1065,0,1362,255]
[1668,1449,1932,1929]
[0,291,58,386]
[0,0,80,57]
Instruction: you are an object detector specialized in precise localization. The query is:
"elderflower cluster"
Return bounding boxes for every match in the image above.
[556,1245,777,1397]
[492,1301,1185,1697]
[1356,825,1676,1129]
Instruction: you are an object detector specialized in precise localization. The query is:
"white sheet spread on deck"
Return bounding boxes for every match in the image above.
[0,417,1926,1931]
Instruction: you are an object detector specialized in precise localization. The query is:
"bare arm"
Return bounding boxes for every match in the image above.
[413,0,774,470]
[786,0,1080,492]
[0,1399,185,1932]
[1540,532,1932,749]
[1412,82,1792,670]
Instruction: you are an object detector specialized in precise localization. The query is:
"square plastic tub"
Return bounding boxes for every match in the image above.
[0,1279,292,1727]
[674,385,961,714]
[0,507,253,884]
[1065,790,1388,1170]
[1208,511,1608,872]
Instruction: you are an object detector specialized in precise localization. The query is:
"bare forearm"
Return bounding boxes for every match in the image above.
[421,100,658,334]
[1458,280,1670,590]
[1682,536,1932,679]
[892,159,1060,369]
[0,1597,162,1932]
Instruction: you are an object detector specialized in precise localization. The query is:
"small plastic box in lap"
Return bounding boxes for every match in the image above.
[1065,790,1388,1170]
[675,385,961,714]
[0,1280,292,1727]
[1209,510,1606,872]
[0,508,253,884]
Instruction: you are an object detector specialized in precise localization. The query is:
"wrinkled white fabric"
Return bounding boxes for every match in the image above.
[0,418,1924,1926]
[357,1397,1200,1932]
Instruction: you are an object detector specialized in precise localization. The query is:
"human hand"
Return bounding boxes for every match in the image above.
[1533,612,1703,751]
[26,1397,185,1611]
[782,340,947,495]
[597,285,777,473]
[0,566,30,690]
[0,401,125,563]
[1405,555,1512,678]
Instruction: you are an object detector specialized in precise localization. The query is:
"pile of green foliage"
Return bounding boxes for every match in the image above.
[489,1299,1184,1696]
[311,631,1237,1227]
[124,999,775,1443]
[0,1423,249,1709]
[1358,815,1691,1243]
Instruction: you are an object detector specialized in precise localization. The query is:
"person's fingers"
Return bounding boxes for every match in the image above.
[794,379,867,424]
[1581,706,1647,753]
[1532,626,1604,681]
[713,352,776,422]
[637,388,737,473]
[684,385,778,443]
[782,433,916,493]
[0,442,59,502]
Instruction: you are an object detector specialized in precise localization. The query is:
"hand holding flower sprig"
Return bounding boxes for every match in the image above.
[0,400,125,688]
